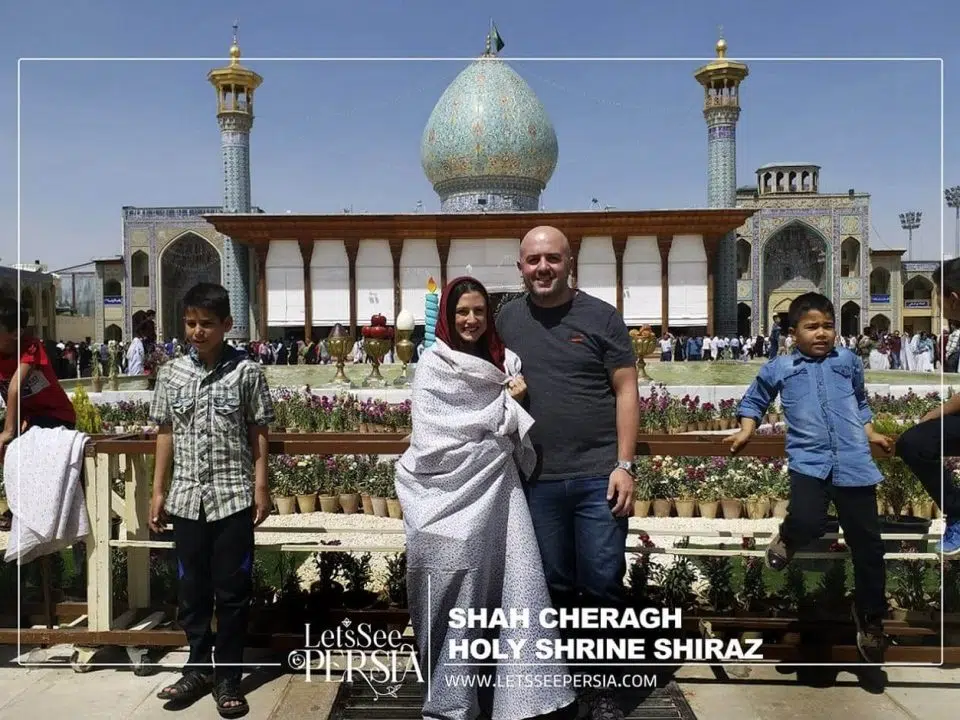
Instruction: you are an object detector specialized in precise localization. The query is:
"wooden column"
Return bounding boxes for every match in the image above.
[298,239,314,341]
[254,245,269,342]
[657,235,672,332]
[389,239,403,321]
[436,236,451,288]
[345,238,360,337]
[568,234,582,289]
[612,235,627,314]
[705,236,717,336]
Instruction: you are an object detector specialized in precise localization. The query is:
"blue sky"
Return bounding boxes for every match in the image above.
[0,0,957,268]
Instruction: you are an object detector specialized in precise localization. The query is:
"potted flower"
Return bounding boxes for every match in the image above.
[651,462,674,518]
[293,456,317,514]
[358,472,374,515]
[674,461,700,518]
[697,460,724,519]
[719,462,746,519]
[317,456,340,514]
[370,461,390,517]
[384,462,403,519]
[632,458,653,518]
[769,460,791,518]
[333,454,361,514]
[270,455,297,515]
[744,460,772,519]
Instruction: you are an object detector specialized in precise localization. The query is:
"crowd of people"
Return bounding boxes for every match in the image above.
[655,326,952,373]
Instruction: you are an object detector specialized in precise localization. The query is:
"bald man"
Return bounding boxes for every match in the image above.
[496,226,639,720]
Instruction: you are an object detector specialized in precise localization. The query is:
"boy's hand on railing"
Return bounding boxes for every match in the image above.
[723,429,752,454]
[149,492,168,533]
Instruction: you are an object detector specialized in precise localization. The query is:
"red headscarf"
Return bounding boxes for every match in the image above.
[434,276,507,372]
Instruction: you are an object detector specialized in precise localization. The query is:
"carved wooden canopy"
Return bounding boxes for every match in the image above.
[203,209,757,245]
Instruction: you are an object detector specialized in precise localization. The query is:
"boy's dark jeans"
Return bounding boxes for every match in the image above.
[780,470,886,622]
[896,415,960,520]
[172,506,254,681]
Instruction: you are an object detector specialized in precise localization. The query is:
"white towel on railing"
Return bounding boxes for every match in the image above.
[3,427,91,565]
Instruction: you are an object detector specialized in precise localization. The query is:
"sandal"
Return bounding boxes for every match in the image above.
[156,670,213,702]
[213,677,249,718]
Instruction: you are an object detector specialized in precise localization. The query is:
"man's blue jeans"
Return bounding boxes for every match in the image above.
[522,475,629,606]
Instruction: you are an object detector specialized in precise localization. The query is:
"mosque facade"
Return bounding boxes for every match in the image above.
[94,30,939,345]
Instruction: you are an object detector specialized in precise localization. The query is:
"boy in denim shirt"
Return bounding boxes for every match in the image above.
[725,292,892,663]
[148,283,274,716]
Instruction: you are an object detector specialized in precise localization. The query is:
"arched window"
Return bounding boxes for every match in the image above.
[869,267,891,298]
[736,238,751,279]
[840,238,860,277]
[104,279,122,298]
[131,250,150,288]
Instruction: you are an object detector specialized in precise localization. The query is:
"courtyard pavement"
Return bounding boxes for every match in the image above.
[0,644,955,720]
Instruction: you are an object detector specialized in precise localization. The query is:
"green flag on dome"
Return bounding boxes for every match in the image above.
[489,22,504,53]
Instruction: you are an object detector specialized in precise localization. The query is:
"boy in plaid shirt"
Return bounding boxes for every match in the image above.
[149,283,273,716]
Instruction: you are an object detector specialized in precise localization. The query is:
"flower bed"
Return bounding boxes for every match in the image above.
[637,384,945,434]
[59,386,955,525]
[268,454,402,519]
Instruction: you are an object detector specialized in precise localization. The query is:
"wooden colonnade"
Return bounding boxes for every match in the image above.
[205,210,756,342]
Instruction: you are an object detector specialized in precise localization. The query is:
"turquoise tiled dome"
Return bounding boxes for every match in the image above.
[420,55,559,191]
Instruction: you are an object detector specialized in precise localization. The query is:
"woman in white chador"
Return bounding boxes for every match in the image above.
[901,331,913,371]
[395,277,576,720]
[916,332,935,372]
[869,343,890,370]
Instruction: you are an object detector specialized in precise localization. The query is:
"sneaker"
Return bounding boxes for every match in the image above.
[935,520,960,557]
[852,606,888,664]
[765,533,794,571]
[588,693,625,720]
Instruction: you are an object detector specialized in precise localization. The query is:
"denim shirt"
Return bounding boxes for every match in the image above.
[737,347,882,487]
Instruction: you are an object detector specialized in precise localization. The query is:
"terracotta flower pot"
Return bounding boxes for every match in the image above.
[720,498,742,519]
[371,496,388,517]
[674,499,696,518]
[633,499,651,518]
[91,377,103,393]
[275,496,297,515]
[339,493,361,514]
[361,494,374,514]
[773,499,790,519]
[296,493,317,514]
[698,501,719,519]
[386,499,403,519]
[745,497,770,520]
[318,495,339,513]
[652,499,673,518]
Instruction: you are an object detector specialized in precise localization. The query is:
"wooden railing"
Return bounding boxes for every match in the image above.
[2,432,954,667]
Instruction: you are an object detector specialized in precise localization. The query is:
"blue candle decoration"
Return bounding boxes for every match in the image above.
[424,277,439,348]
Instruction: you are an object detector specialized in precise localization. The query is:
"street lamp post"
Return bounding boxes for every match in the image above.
[899,211,922,260]
[946,186,960,259]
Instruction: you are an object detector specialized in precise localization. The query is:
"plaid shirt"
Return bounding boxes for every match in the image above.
[149,344,274,522]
